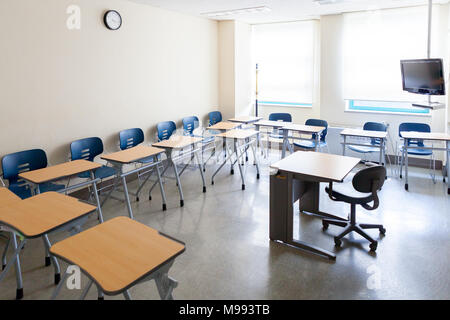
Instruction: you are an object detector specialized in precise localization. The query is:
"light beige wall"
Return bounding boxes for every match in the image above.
[218,21,235,120]
[0,0,218,166]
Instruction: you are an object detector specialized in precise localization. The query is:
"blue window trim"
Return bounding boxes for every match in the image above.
[259,101,313,107]
[347,100,430,115]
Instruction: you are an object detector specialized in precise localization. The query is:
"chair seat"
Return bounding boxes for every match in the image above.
[269,133,284,139]
[325,186,374,206]
[293,141,327,149]
[348,145,380,154]
[78,165,117,179]
[9,182,65,200]
[138,156,155,164]
[201,136,215,144]
[402,147,433,156]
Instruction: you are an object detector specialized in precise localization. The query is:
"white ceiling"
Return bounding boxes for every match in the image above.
[129,0,449,24]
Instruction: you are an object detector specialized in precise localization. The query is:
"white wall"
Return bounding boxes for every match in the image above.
[0,0,218,166]
[218,21,235,121]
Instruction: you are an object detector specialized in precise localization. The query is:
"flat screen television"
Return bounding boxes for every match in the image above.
[400,58,445,95]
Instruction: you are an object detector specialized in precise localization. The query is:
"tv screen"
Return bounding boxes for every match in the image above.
[400,59,445,95]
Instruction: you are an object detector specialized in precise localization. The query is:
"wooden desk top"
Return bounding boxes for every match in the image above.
[341,129,387,139]
[254,120,287,128]
[271,151,360,182]
[207,122,241,131]
[19,160,101,184]
[216,129,259,140]
[400,131,450,141]
[101,145,165,164]
[228,116,263,124]
[0,192,97,238]
[50,216,185,295]
[152,136,203,149]
[0,188,21,207]
[282,123,325,134]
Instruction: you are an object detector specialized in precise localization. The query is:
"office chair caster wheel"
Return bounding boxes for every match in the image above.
[369,241,378,252]
[231,169,234,175]
[55,273,61,285]
[334,237,341,247]
[16,288,23,300]
[45,257,51,267]
[380,227,386,235]
[162,204,167,211]
[203,186,206,193]
[136,197,140,202]
[322,221,329,230]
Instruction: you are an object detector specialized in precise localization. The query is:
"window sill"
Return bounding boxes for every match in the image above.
[258,101,313,109]
[345,108,431,117]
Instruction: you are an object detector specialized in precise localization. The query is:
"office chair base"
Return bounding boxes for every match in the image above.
[323,219,384,252]
[16,288,23,300]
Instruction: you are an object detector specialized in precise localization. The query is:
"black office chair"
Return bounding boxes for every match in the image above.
[322,166,386,252]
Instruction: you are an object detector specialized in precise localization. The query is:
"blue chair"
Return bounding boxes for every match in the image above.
[182,116,216,171]
[398,122,435,182]
[119,128,155,164]
[208,111,222,126]
[293,119,329,152]
[348,122,387,162]
[268,113,292,139]
[1,149,64,199]
[70,137,117,180]
[156,121,177,142]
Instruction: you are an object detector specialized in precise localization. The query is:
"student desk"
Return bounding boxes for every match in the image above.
[211,129,260,190]
[19,160,104,222]
[280,124,326,158]
[269,151,360,260]
[101,145,167,218]
[207,121,242,132]
[399,131,450,193]
[0,188,21,270]
[152,136,206,207]
[0,192,97,299]
[341,128,387,167]
[228,116,263,125]
[51,216,185,300]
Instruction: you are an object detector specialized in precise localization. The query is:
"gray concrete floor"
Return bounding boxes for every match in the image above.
[0,151,449,300]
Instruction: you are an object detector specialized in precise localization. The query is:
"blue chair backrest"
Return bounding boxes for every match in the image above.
[269,113,292,122]
[363,122,387,145]
[305,119,328,142]
[119,128,144,150]
[209,111,222,126]
[157,121,177,141]
[182,116,200,136]
[399,122,430,147]
[70,137,104,161]
[2,149,48,185]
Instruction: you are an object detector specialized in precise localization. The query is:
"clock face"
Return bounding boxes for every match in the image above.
[104,10,122,30]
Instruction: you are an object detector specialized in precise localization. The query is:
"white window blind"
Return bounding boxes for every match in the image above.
[342,6,430,102]
[253,20,317,105]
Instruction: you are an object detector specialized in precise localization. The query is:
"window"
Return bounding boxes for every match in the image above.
[342,6,434,114]
[253,20,318,107]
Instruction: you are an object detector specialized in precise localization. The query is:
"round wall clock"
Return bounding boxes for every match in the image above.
[104,10,122,30]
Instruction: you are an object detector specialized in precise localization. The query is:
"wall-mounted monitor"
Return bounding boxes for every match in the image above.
[400,58,445,95]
